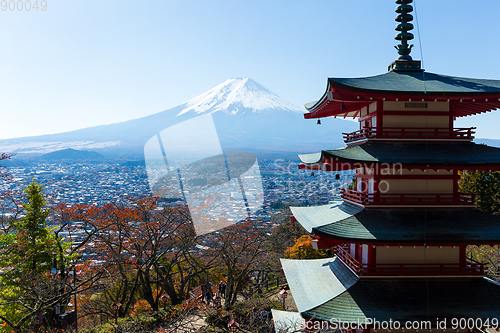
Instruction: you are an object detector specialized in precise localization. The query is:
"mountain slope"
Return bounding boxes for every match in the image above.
[0,78,357,158]
[40,148,104,161]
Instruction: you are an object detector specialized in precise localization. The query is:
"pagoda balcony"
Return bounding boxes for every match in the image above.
[343,127,475,143]
[335,246,486,277]
[340,188,477,207]
[335,245,362,274]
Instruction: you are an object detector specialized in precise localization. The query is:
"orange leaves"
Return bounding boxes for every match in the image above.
[130,299,152,316]
[285,234,326,259]
[0,152,12,161]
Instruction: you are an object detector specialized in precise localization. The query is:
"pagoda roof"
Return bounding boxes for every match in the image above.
[292,203,500,244]
[290,201,362,233]
[305,71,500,119]
[302,277,500,323]
[281,258,500,322]
[280,258,358,313]
[299,141,500,170]
[329,71,500,95]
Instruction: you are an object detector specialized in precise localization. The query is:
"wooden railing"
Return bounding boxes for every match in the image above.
[189,286,203,300]
[341,188,477,206]
[335,245,362,275]
[335,246,486,276]
[340,188,367,205]
[361,261,486,276]
[343,127,476,143]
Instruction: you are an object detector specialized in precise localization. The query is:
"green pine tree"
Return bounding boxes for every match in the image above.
[0,179,70,333]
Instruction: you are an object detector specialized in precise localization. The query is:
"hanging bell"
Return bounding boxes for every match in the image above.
[340,102,346,111]
[335,173,340,180]
[317,119,321,125]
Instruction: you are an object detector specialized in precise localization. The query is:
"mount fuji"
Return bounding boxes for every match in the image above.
[0,78,357,159]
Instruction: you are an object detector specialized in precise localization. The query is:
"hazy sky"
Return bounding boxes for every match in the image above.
[1,0,500,139]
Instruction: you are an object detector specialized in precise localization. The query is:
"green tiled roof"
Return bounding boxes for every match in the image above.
[280,258,358,313]
[298,152,323,165]
[299,142,500,167]
[303,278,500,323]
[305,71,500,112]
[329,71,500,94]
[313,208,500,244]
[290,202,362,233]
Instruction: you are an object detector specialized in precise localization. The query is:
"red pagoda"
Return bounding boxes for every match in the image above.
[280,1,500,331]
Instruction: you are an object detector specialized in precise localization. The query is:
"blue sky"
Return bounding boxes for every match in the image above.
[1,0,500,139]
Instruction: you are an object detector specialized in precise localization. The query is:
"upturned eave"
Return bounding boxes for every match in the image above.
[305,71,500,119]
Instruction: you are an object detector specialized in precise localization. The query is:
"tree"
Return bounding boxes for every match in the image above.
[214,221,268,309]
[458,170,500,214]
[0,153,13,181]
[262,209,306,287]
[468,245,500,280]
[0,180,59,331]
[73,197,215,328]
[266,209,305,256]
[18,180,55,270]
[459,170,500,279]
[284,235,326,259]
[0,180,101,333]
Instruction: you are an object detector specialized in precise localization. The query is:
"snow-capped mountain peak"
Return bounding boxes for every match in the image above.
[177,78,304,116]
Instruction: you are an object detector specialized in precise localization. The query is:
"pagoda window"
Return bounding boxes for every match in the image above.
[349,243,356,257]
[356,178,363,192]
[360,106,368,118]
[368,178,374,194]
[362,244,369,264]
[359,103,377,131]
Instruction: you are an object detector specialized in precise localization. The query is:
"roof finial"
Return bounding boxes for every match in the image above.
[394,0,414,60]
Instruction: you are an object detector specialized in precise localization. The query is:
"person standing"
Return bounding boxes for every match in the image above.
[201,281,207,304]
[221,282,226,298]
[205,282,212,305]
[218,280,223,295]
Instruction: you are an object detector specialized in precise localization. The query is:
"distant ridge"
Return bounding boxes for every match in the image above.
[475,138,500,148]
[39,148,104,161]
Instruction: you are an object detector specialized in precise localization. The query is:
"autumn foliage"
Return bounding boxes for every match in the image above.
[285,235,327,259]
[0,157,292,332]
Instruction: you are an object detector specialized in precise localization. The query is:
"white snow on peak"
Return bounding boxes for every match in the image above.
[177,78,305,116]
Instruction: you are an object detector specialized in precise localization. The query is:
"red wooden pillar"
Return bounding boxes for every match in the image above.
[368,244,376,266]
[449,104,455,131]
[459,245,466,265]
[453,169,459,197]
[355,243,361,262]
[377,101,383,136]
